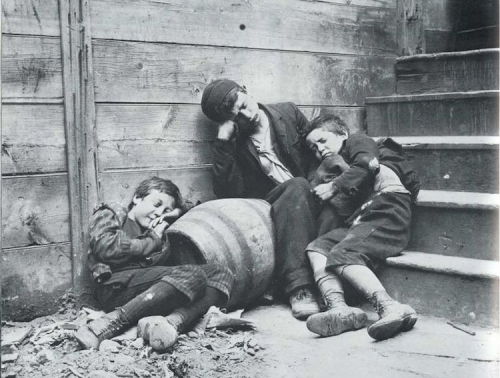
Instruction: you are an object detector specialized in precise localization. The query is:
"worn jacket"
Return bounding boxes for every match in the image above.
[212,102,317,199]
[87,203,170,283]
[333,134,420,205]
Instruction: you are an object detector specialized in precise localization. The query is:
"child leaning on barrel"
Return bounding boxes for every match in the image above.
[301,114,420,341]
[75,177,234,351]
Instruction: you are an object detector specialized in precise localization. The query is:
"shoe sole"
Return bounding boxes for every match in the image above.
[306,311,368,337]
[292,306,322,321]
[74,326,100,349]
[368,313,418,341]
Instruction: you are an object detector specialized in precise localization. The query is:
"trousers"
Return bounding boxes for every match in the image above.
[265,177,320,296]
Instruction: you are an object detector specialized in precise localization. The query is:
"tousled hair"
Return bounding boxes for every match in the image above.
[299,113,349,141]
[128,176,184,211]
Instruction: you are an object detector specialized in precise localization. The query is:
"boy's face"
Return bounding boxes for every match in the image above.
[305,128,347,161]
[129,189,177,229]
[226,91,261,134]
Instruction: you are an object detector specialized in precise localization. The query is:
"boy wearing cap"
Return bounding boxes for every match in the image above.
[201,79,321,320]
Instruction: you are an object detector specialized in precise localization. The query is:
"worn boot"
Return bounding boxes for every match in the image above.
[75,309,130,349]
[306,291,367,337]
[289,287,321,320]
[137,316,179,352]
[367,291,418,341]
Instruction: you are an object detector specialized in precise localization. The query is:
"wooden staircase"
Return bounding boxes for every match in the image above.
[366,47,499,327]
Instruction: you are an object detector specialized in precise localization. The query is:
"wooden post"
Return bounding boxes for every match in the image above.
[59,0,99,296]
[397,0,425,55]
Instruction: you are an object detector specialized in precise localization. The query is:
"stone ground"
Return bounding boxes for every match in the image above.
[2,299,499,378]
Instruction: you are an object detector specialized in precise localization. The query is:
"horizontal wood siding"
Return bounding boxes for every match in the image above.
[96,104,366,171]
[2,1,72,320]
[1,0,60,36]
[2,35,63,100]
[100,167,216,206]
[2,104,66,174]
[1,244,72,321]
[90,0,396,56]
[91,0,396,231]
[93,40,395,105]
[2,174,70,249]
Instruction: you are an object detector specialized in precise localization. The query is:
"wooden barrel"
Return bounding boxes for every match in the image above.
[166,198,275,310]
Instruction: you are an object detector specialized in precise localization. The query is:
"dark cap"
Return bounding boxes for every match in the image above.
[201,79,243,122]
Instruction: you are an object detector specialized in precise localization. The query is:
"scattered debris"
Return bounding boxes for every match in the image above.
[1,326,33,346]
[1,302,263,378]
[205,307,256,330]
[447,320,476,336]
[130,337,144,349]
[1,352,19,363]
[36,348,57,364]
[99,340,121,353]
[112,326,137,342]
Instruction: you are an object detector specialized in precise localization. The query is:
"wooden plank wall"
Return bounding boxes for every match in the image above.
[89,0,398,206]
[1,0,73,320]
[2,0,398,319]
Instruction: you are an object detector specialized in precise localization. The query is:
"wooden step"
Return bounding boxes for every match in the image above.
[366,91,499,136]
[385,136,499,193]
[455,26,499,52]
[410,190,499,261]
[395,49,499,94]
[379,251,499,327]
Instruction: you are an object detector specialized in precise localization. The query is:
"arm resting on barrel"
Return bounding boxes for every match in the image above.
[89,208,163,266]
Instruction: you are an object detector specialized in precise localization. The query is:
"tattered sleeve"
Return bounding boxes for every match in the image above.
[334,134,380,197]
[89,208,163,266]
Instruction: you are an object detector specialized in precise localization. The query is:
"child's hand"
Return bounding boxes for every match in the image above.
[149,208,182,238]
[162,208,182,222]
[150,219,170,238]
[313,181,338,201]
[217,120,236,140]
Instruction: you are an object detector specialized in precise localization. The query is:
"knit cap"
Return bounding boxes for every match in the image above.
[201,79,242,122]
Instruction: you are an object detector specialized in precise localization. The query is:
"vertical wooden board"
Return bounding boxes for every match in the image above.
[1,0,60,36]
[2,104,67,174]
[1,244,72,321]
[1,35,63,100]
[2,174,70,248]
[99,167,215,206]
[397,0,424,55]
[90,0,396,55]
[96,104,216,142]
[93,40,396,105]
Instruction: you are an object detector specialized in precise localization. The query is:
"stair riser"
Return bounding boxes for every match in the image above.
[367,95,498,136]
[379,266,499,327]
[396,51,499,94]
[410,207,499,260]
[406,148,498,193]
[456,27,499,52]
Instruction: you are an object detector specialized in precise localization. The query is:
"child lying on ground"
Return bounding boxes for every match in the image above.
[301,114,420,341]
[75,177,234,351]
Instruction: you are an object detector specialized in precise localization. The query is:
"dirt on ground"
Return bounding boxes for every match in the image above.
[3,294,499,378]
[1,294,268,378]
